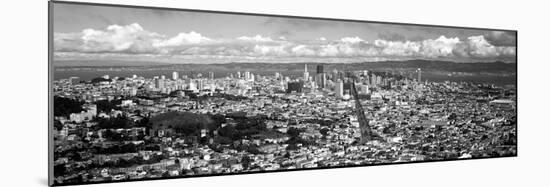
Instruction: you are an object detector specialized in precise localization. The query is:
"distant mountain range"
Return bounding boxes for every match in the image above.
[53,59,516,73]
[53,60,170,67]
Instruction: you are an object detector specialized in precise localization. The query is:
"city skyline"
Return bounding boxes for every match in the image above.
[53,3,516,64]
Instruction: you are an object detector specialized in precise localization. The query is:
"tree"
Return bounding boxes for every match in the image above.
[90,77,111,84]
[53,164,66,177]
[320,128,330,136]
[218,125,237,140]
[96,116,132,129]
[136,117,150,128]
[284,152,291,158]
[94,99,122,113]
[383,127,392,134]
[448,113,458,120]
[286,143,299,150]
[214,136,232,145]
[287,127,303,138]
[209,114,226,126]
[54,120,63,131]
[241,155,251,169]
[54,96,84,117]
[101,130,127,142]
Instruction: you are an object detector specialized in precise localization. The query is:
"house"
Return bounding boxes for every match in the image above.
[230,163,243,172]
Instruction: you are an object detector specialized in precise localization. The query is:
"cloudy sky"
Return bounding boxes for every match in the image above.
[53,3,517,64]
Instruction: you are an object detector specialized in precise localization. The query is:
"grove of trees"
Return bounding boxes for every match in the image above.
[54,96,84,117]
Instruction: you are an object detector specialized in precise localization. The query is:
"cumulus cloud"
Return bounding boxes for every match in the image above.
[340,36,365,44]
[55,23,164,54]
[466,35,499,58]
[54,23,215,55]
[53,23,516,63]
[237,35,274,42]
[420,36,461,57]
[465,35,516,58]
[253,44,289,56]
[154,31,211,47]
[291,45,316,56]
[374,40,421,56]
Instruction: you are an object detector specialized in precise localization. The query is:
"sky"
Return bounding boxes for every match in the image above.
[52,3,517,64]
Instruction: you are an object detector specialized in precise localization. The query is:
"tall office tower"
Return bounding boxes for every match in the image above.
[310,81,317,92]
[316,65,324,74]
[335,80,344,98]
[338,71,345,81]
[160,79,165,89]
[417,68,422,83]
[172,71,179,80]
[197,79,204,90]
[350,81,371,144]
[315,73,326,89]
[244,71,251,80]
[343,81,353,94]
[178,80,186,90]
[371,73,377,86]
[208,72,214,80]
[102,75,110,79]
[303,64,309,81]
[161,75,166,80]
[237,71,241,79]
[154,78,165,89]
[132,74,138,79]
[188,80,197,91]
[210,83,216,93]
[332,69,339,82]
[315,65,326,88]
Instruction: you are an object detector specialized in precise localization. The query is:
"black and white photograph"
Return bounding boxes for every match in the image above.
[49,1,517,186]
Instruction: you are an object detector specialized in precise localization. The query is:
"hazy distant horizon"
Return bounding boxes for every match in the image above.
[53,58,517,67]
